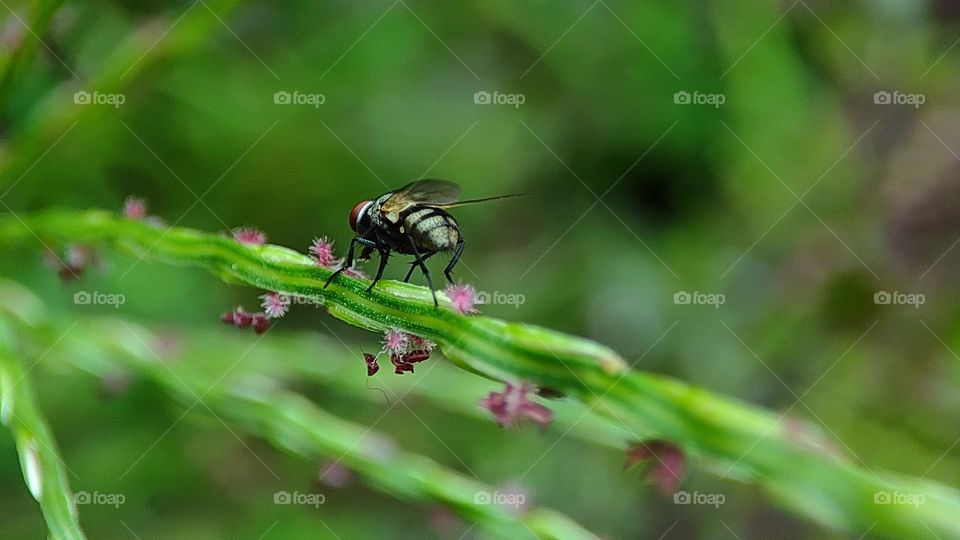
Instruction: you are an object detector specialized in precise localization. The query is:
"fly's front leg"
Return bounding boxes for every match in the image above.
[366,248,390,292]
[324,235,378,289]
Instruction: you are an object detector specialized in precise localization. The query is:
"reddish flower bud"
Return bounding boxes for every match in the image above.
[233,308,253,328]
[625,440,685,496]
[391,354,415,374]
[363,353,380,376]
[481,382,553,430]
[252,313,270,334]
[403,350,431,364]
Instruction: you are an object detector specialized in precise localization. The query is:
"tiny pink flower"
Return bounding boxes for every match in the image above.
[341,263,367,279]
[46,245,99,281]
[318,461,353,489]
[65,244,94,268]
[382,328,409,355]
[233,227,266,245]
[259,292,290,319]
[309,236,342,268]
[123,196,147,219]
[481,382,553,430]
[445,283,480,314]
[625,440,685,496]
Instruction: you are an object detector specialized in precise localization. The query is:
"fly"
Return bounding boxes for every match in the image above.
[324,179,521,306]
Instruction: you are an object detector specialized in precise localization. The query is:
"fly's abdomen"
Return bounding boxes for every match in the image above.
[405,208,459,252]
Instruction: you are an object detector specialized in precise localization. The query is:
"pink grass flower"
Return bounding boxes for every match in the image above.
[624,440,686,496]
[65,245,95,268]
[481,382,553,430]
[45,245,99,281]
[233,227,266,245]
[123,196,147,219]
[309,236,342,268]
[318,461,353,489]
[382,328,410,355]
[444,283,480,314]
[259,292,290,319]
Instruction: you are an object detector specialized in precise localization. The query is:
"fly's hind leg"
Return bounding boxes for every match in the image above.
[443,238,465,284]
[407,235,438,307]
[403,251,437,282]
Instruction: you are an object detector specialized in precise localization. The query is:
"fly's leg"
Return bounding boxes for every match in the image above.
[366,248,390,292]
[443,238,465,284]
[324,236,378,289]
[407,234,438,307]
[403,251,437,282]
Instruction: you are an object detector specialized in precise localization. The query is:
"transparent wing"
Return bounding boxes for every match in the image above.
[380,179,462,218]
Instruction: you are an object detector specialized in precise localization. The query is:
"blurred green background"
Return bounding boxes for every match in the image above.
[1,0,960,538]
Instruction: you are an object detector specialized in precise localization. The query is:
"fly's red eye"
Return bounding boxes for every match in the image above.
[349,201,370,231]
